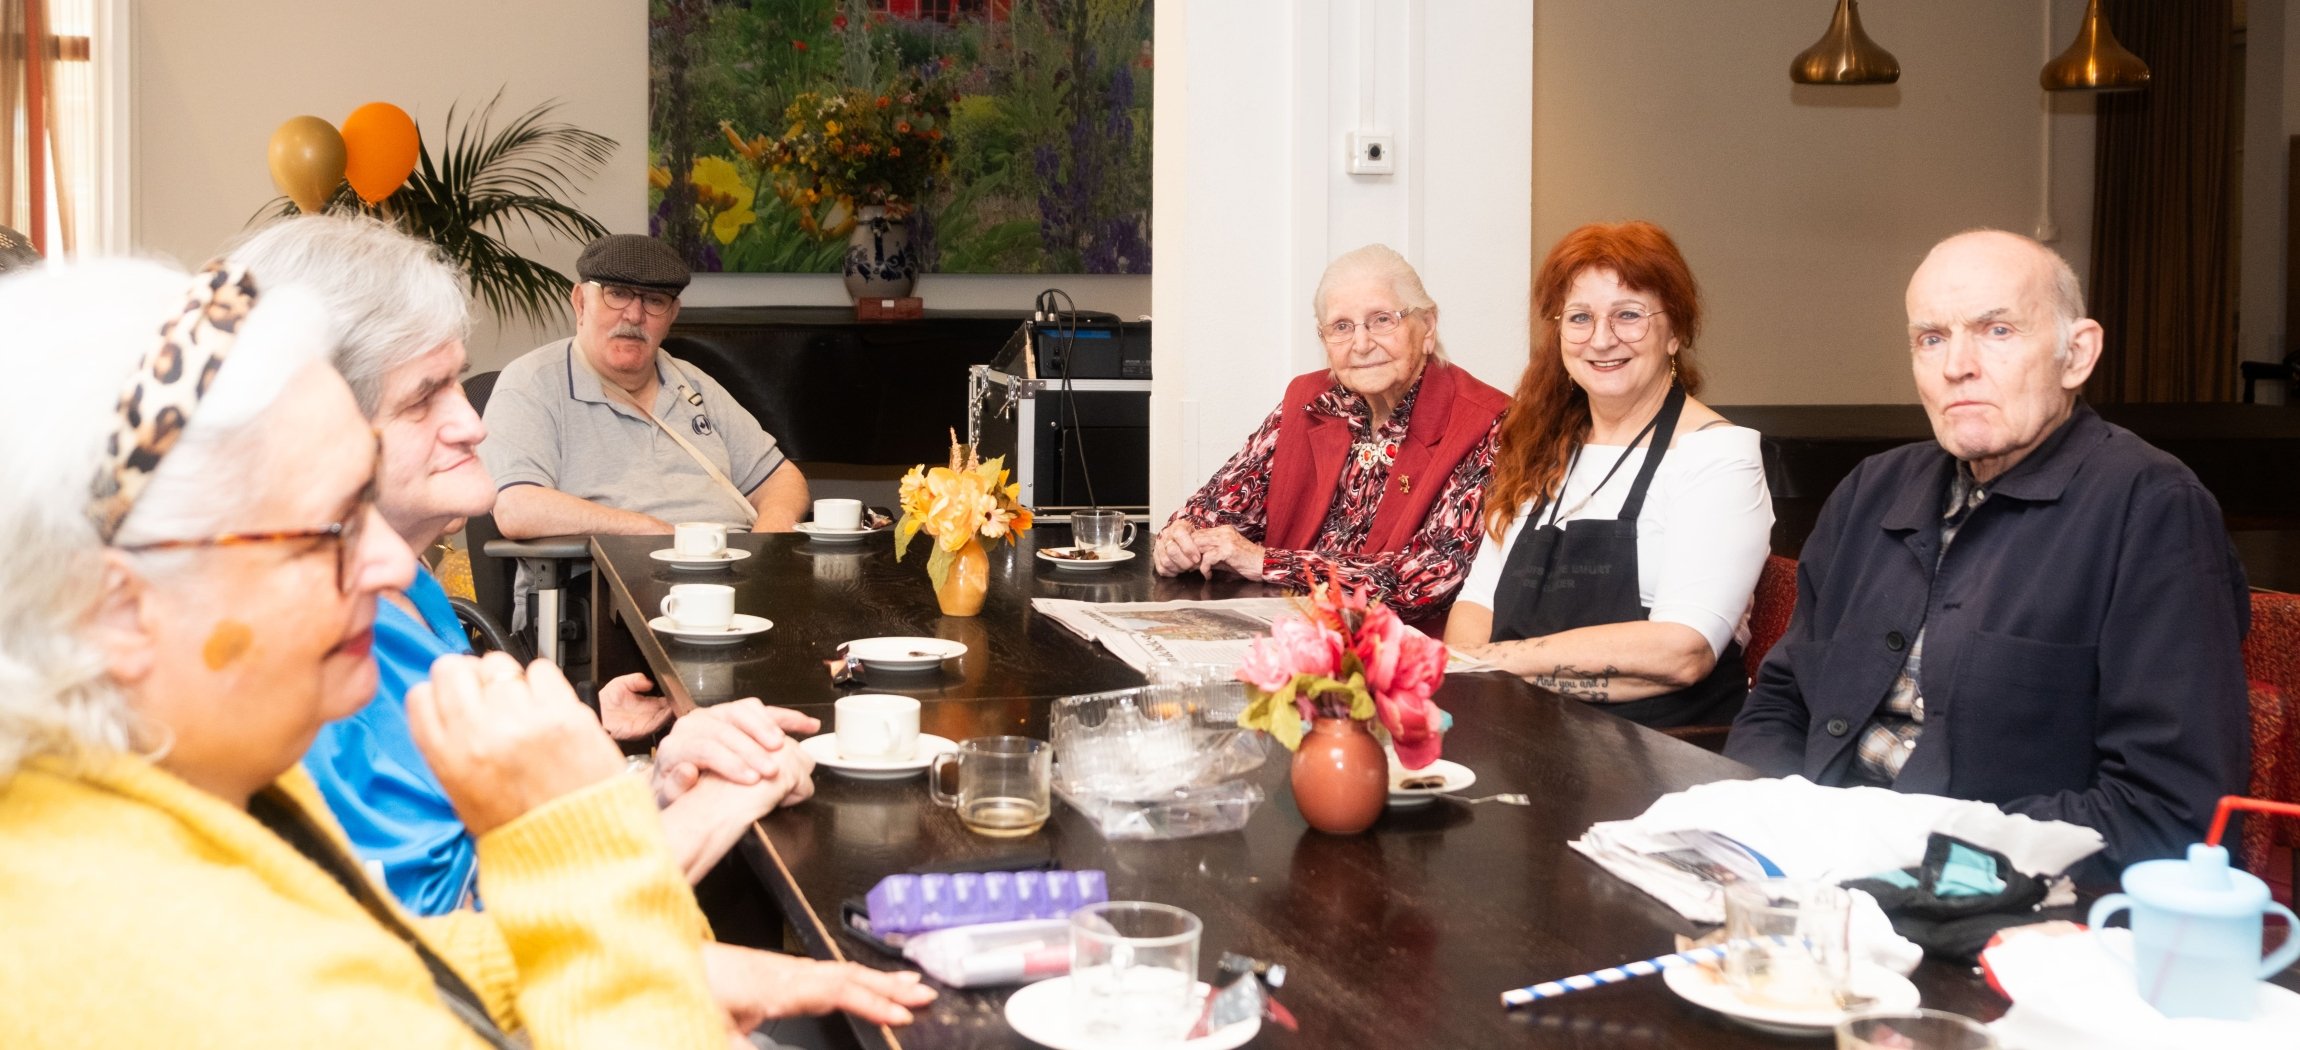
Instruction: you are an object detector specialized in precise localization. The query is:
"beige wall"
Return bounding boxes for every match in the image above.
[1534,0,2099,406]
[131,0,1149,374]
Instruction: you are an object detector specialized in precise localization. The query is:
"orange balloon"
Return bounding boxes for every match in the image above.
[341,102,421,203]
[268,115,346,214]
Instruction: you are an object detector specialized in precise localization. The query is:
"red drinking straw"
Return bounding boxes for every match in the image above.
[2204,795,2300,849]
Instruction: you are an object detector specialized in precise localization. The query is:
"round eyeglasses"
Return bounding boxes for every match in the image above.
[1320,308,1417,344]
[589,280,678,317]
[1557,307,1665,344]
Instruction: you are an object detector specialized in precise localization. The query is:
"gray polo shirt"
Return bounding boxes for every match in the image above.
[480,339,787,527]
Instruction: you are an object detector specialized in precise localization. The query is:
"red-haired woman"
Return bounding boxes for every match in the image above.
[1445,221,1772,728]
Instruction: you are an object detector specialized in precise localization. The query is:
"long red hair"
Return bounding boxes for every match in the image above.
[1485,220,1705,540]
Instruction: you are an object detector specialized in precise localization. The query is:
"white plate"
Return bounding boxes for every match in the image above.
[1004,975,1260,1050]
[798,732,958,779]
[841,636,968,671]
[794,521,888,542]
[1662,959,1920,1037]
[1035,547,1136,571]
[1386,757,1475,808]
[648,613,773,645]
[649,547,752,570]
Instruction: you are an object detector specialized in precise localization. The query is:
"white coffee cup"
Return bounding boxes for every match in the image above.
[835,693,921,761]
[814,498,864,531]
[659,583,736,631]
[674,521,729,557]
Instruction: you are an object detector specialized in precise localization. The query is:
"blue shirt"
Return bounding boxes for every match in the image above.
[302,566,478,915]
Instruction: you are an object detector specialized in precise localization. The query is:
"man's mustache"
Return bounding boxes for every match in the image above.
[611,323,650,341]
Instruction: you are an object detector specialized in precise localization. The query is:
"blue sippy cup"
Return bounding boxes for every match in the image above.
[2086,843,2300,1020]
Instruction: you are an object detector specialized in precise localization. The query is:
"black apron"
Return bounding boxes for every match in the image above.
[1489,385,1746,728]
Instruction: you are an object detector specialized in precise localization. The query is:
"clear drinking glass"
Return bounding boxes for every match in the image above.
[1836,1009,1999,1050]
[1070,901,1203,1042]
[1724,878,1853,1011]
[1072,509,1137,555]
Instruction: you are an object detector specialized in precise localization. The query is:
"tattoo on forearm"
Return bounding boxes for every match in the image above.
[1532,664,1619,702]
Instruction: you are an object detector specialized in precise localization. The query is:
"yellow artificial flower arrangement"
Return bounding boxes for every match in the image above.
[894,432,1033,589]
[724,73,952,239]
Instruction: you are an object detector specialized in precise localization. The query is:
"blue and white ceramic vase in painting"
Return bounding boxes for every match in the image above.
[843,205,917,301]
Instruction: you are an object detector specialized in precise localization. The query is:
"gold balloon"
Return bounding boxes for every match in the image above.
[267,115,347,214]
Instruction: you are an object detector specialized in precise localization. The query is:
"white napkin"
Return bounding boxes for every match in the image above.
[1571,777,2105,925]
[1985,928,2300,1050]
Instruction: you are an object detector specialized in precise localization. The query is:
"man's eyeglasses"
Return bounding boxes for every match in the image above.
[1319,308,1417,344]
[589,281,678,317]
[116,437,380,595]
[1557,306,1664,345]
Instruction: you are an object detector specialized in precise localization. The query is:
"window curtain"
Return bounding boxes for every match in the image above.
[0,0,84,254]
[2084,0,2236,403]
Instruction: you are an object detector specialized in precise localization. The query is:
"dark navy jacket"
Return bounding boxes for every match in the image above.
[1725,402,2250,872]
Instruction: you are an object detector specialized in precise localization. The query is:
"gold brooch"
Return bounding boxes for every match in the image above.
[1398,474,1411,494]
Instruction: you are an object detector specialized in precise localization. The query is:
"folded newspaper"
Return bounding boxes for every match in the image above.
[1031,596,1492,676]
[1569,776,2105,924]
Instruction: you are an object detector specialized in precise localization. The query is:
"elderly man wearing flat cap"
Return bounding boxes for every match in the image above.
[481,233,809,539]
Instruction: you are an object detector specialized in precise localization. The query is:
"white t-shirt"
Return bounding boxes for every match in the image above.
[1457,426,1773,658]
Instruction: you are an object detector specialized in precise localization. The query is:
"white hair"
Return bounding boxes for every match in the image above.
[224,213,469,417]
[1311,243,1450,364]
[0,259,331,779]
[1945,227,2085,359]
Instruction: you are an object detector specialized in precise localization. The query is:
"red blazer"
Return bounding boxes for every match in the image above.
[1263,362,1508,555]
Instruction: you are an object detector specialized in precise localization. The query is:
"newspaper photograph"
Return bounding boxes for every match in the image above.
[1032,597,1492,676]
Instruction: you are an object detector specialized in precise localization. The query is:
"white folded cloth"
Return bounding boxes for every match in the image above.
[1985,928,2300,1050]
[1570,776,2105,925]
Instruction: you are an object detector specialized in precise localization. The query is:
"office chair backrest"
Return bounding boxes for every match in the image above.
[459,370,518,630]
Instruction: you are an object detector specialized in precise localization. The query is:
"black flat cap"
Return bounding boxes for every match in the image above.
[576,234,690,293]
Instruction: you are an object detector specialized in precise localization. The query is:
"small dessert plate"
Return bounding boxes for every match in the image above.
[1036,547,1135,571]
[798,733,958,780]
[1387,758,1476,808]
[1003,975,1259,1050]
[649,547,752,570]
[648,613,772,645]
[794,521,887,543]
[1662,959,1920,1037]
[840,637,968,671]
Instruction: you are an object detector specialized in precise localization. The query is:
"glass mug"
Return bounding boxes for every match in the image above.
[1071,509,1137,556]
[928,736,1052,838]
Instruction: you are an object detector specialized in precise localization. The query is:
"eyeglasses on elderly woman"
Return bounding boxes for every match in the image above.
[1319,307,1419,344]
[115,432,381,595]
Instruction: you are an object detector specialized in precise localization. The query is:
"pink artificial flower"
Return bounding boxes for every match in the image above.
[1273,616,1346,681]
[1236,635,1294,693]
[1359,609,1450,768]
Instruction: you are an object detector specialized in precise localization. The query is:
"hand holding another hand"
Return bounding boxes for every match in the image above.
[1151,520,1203,577]
[1190,525,1268,581]
[653,698,820,807]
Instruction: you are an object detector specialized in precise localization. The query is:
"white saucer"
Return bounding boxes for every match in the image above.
[1036,547,1136,571]
[795,521,887,543]
[1386,757,1475,808]
[1662,959,1920,1037]
[799,733,958,779]
[1004,975,1260,1050]
[649,547,752,569]
[841,636,968,671]
[648,613,773,645]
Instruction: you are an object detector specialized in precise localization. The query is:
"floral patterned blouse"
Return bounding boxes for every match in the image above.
[1168,378,1500,612]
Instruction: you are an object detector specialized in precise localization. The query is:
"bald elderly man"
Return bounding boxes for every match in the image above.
[1726,229,2250,872]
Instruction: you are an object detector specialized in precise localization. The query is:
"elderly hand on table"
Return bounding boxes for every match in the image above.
[703,942,937,1041]
[1153,521,1268,580]
[650,696,821,808]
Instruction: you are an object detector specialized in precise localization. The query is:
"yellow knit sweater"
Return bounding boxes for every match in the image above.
[0,752,726,1048]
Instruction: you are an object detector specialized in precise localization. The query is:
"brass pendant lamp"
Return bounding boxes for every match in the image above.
[1790,0,1901,85]
[2041,0,2150,92]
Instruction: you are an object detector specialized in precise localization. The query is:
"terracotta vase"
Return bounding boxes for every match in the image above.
[933,536,990,617]
[1290,717,1387,834]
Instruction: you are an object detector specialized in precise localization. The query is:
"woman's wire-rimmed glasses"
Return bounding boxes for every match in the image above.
[1557,307,1665,344]
[115,435,381,594]
[588,280,678,317]
[1319,308,1418,344]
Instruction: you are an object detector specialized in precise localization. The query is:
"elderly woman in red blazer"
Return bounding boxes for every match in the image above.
[1153,244,1508,621]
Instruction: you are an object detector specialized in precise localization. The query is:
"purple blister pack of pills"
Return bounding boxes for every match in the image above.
[865,869,1108,936]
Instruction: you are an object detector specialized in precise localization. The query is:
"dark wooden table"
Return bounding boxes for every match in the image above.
[593,526,2026,1048]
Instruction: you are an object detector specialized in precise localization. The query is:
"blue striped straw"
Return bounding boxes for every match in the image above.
[1498,935,1796,1008]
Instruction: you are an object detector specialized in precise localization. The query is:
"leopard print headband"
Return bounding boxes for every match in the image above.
[87,262,260,542]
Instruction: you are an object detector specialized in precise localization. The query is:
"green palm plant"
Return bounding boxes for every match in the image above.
[260,91,616,330]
